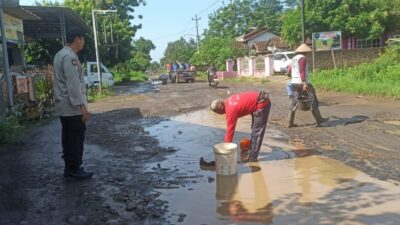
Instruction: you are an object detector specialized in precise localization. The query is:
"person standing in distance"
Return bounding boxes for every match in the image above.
[53,29,93,180]
[286,48,329,128]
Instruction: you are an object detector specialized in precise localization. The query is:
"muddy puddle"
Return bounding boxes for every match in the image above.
[114,81,160,95]
[145,109,400,225]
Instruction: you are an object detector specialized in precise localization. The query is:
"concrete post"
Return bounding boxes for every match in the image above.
[226,59,234,72]
[249,56,255,76]
[264,54,274,76]
[237,58,242,76]
[0,4,14,111]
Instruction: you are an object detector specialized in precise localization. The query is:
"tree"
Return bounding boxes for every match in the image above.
[205,0,254,38]
[191,37,246,70]
[130,51,151,72]
[281,0,400,46]
[24,40,62,66]
[198,0,282,69]
[252,0,283,33]
[132,37,155,56]
[160,38,197,65]
[24,0,145,67]
[205,0,284,38]
[130,37,155,71]
[63,0,145,66]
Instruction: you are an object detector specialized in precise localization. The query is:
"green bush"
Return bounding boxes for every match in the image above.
[312,46,400,99]
[35,77,47,101]
[0,115,22,145]
[111,70,148,82]
[87,85,114,102]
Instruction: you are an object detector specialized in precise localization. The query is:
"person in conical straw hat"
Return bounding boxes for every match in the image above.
[286,43,329,128]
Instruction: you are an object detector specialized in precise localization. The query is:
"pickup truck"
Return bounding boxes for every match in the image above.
[84,62,115,87]
[169,70,196,83]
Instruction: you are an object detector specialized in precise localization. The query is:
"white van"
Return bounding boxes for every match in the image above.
[85,62,115,87]
[273,51,295,73]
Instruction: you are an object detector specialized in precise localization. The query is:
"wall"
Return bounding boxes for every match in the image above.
[304,48,384,71]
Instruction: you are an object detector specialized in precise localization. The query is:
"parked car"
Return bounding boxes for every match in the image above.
[84,62,115,87]
[273,51,295,73]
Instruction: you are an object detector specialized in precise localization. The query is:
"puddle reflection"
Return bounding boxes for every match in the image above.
[145,110,400,225]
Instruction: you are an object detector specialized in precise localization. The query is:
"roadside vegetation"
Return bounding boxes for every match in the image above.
[312,46,400,99]
[87,86,114,102]
[0,115,22,145]
[112,70,148,83]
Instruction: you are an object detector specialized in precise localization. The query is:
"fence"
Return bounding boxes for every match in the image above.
[0,65,54,115]
[305,48,384,71]
[234,48,384,78]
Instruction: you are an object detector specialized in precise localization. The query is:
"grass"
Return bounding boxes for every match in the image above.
[0,114,22,145]
[311,46,400,99]
[87,86,114,102]
[113,71,148,83]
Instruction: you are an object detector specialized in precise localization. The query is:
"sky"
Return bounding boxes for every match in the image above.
[20,0,225,62]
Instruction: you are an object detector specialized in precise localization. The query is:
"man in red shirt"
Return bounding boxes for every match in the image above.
[210,91,271,162]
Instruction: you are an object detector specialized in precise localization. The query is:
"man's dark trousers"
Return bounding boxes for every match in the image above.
[249,101,272,161]
[60,115,86,172]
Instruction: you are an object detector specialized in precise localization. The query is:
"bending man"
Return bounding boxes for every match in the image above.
[210,91,271,162]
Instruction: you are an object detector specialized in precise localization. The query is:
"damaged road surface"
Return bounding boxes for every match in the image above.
[1,78,400,224]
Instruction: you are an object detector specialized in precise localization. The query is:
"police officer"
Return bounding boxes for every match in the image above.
[53,29,93,180]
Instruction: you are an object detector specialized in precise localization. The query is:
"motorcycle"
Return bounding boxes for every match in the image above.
[208,71,219,88]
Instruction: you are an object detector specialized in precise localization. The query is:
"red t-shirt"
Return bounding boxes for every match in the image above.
[224,92,269,142]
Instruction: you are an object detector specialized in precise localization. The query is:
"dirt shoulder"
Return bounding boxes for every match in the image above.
[1,77,399,225]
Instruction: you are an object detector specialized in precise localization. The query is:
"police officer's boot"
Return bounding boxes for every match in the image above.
[312,108,329,127]
[288,111,296,128]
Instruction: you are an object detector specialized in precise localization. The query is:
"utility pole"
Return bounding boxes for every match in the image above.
[192,14,201,52]
[92,9,117,94]
[301,0,305,43]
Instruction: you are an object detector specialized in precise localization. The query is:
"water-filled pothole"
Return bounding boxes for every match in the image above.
[145,109,400,224]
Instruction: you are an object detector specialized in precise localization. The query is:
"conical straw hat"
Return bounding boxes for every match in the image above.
[295,43,312,53]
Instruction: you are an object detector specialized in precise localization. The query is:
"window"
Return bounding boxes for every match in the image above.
[90,64,106,73]
[356,38,381,48]
[274,54,285,60]
[286,53,295,60]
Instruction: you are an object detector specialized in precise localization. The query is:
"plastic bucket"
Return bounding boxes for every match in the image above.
[214,143,238,175]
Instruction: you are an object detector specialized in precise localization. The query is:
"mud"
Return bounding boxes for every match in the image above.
[1,77,399,224]
[145,110,400,224]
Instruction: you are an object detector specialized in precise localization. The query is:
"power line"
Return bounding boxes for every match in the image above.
[196,0,222,16]
[152,25,196,41]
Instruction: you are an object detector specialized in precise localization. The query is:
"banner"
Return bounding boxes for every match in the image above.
[0,13,24,43]
[312,31,342,51]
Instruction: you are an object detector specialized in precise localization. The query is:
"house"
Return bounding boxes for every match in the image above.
[0,1,40,69]
[0,1,90,111]
[235,28,290,54]
[343,31,400,49]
